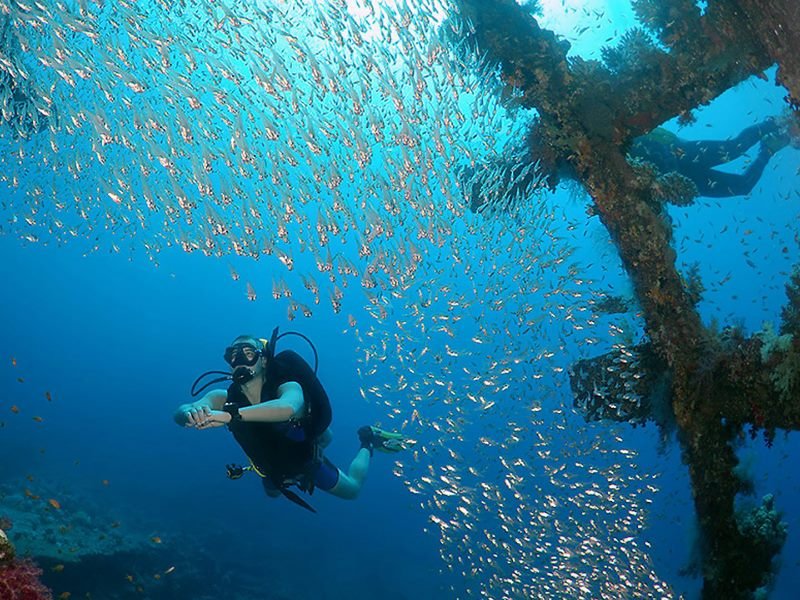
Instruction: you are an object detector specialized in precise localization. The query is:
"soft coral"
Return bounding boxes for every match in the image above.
[0,528,52,600]
[0,559,52,600]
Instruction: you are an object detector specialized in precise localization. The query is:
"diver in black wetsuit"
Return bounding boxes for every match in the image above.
[628,118,790,198]
[174,334,407,512]
[466,116,795,212]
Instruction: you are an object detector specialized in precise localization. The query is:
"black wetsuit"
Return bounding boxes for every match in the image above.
[629,120,782,197]
[466,119,786,211]
[226,350,335,508]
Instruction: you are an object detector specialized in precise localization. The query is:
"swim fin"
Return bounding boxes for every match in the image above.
[358,425,408,454]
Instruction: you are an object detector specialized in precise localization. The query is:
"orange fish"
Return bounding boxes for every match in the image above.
[33,416,43,423]
[58,592,70,600]
[10,405,19,414]
[45,391,52,401]
[11,357,16,366]
[150,536,162,544]
[48,498,61,510]
[24,489,39,500]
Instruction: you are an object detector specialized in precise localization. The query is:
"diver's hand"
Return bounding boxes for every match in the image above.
[194,409,231,429]
[182,406,210,427]
[183,406,228,429]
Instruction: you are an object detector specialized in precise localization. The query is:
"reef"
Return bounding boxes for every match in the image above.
[452,0,799,597]
[0,480,257,599]
[0,484,155,565]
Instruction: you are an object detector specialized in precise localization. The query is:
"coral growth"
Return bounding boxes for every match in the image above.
[653,171,698,207]
[0,560,52,600]
[0,530,51,600]
[758,322,800,403]
[736,494,788,594]
[627,159,698,207]
[780,268,800,336]
[631,0,703,47]
[0,528,14,565]
[601,28,663,77]
[682,262,705,306]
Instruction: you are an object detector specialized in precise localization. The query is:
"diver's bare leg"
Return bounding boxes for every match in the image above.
[318,427,333,449]
[325,448,370,500]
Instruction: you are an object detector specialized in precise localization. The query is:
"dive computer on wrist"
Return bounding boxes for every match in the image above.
[222,402,242,422]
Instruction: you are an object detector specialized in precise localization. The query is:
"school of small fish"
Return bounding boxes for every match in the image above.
[3,0,796,597]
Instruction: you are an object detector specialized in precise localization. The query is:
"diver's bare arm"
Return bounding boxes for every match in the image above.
[238,382,304,423]
[174,389,227,426]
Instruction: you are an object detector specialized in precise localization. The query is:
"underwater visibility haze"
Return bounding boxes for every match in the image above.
[0,0,799,598]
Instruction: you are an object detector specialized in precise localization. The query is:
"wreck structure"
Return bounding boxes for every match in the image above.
[453,0,800,597]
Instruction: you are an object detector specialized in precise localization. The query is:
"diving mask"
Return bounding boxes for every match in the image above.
[223,343,262,368]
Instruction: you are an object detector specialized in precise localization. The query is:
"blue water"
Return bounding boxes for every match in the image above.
[0,239,449,598]
[1,1,799,599]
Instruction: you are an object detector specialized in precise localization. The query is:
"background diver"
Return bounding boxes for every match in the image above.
[465,114,797,212]
[174,331,407,512]
[628,115,795,198]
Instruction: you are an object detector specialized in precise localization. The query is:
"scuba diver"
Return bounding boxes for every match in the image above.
[174,329,407,512]
[465,113,797,212]
[627,116,794,198]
